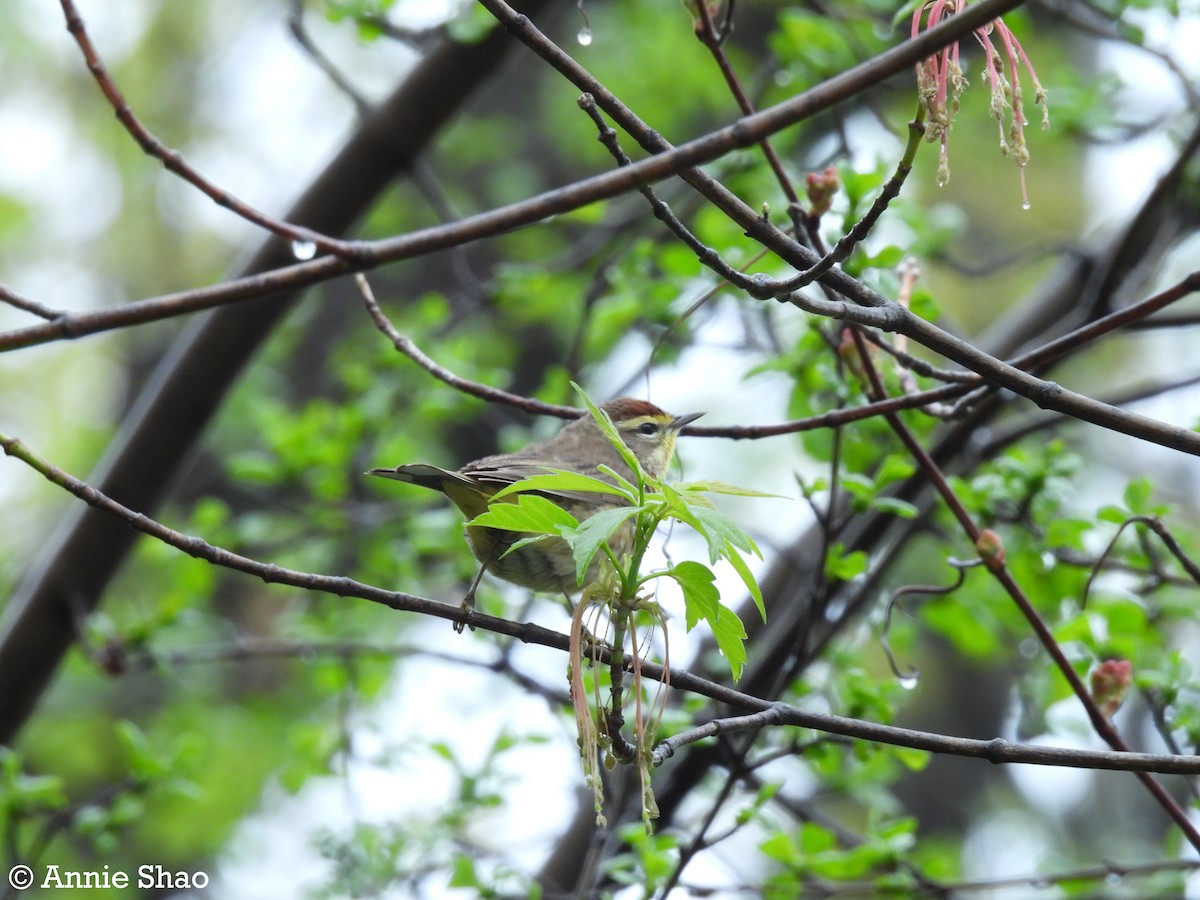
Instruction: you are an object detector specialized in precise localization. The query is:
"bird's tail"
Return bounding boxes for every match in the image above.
[367,463,493,518]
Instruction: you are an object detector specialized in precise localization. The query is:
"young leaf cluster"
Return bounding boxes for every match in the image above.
[469,389,771,680]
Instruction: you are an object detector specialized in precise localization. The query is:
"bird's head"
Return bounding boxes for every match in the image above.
[601,397,703,480]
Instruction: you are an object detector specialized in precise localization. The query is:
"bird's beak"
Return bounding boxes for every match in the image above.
[671,411,704,431]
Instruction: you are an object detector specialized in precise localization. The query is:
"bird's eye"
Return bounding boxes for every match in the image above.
[635,422,660,436]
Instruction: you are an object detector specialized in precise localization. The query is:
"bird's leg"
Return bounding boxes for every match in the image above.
[456,548,497,634]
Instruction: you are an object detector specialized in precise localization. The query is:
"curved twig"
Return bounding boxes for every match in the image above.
[880,558,976,682]
[1084,515,1200,610]
[59,0,364,260]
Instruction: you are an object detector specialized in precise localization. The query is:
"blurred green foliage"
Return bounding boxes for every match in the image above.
[2,0,1200,896]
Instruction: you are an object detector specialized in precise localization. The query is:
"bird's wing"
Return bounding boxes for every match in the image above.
[366,463,471,492]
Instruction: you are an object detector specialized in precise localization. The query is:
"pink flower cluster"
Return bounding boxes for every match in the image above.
[913,1,1049,206]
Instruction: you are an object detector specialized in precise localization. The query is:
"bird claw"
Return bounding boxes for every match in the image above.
[454,593,477,634]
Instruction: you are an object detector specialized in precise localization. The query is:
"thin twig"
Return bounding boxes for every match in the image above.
[59,0,366,260]
[691,0,800,205]
[1083,515,1200,609]
[287,0,370,116]
[846,326,1200,852]
[355,273,581,419]
[0,285,63,321]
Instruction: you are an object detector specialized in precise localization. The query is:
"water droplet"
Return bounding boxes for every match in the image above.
[822,597,848,622]
[1105,873,1123,886]
[291,239,317,260]
[898,671,920,690]
[1021,200,1032,211]
[577,26,593,46]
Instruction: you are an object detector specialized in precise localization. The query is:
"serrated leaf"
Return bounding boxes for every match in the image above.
[562,507,639,583]
[572,381,641,478]
[469,494,578,534]
[491,469,633,502]
[659,480,709,535]
[498,533,554,558]
[667,560,720,629]
[692,505,761,559]
[595,463,638,496]
[679,479,788,499]
[711,604,748,681]
[726,545,766,622]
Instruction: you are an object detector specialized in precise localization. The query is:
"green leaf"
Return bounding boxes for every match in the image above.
[562,506,639,583]
[726,545,766,622]
[1097,505,1128,524]
[572,381,641,479]
[491,469,634,502]
[711,603,748,681]
[445,5,497,43]
[691,505,761,561]
[799,820,838,853]
[876,455,916,486]
[595,463,639,497]
[666,560,720,629]
[759,831,799,865]
[469,494,578,534]
[658,480,709,540]
[825,544,868,581]
[1123,476,1153,515]
[870,496,918,519]
[679,479,789,499]
[448,853,479,888]
[893,746,932,771]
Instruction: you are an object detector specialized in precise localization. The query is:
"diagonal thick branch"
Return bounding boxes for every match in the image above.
[0,0,1026,355]
[4,428,1199,778]
[0,1,555,745]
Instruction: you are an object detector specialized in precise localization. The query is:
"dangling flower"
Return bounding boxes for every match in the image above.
[913,1,1049,206]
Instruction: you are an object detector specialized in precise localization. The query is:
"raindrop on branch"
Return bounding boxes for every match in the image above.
[291,239,317,260]
[577,26,592,46]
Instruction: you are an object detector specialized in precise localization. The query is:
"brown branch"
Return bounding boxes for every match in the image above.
[14,0,1196,461]
[0,285,63,321]
[0,0,1030,355]
[4,427,1200,777]
[477,1,1200,458]
[1084,515,1200,609]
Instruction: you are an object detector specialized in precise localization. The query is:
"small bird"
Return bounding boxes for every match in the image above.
[368,398,703,626]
